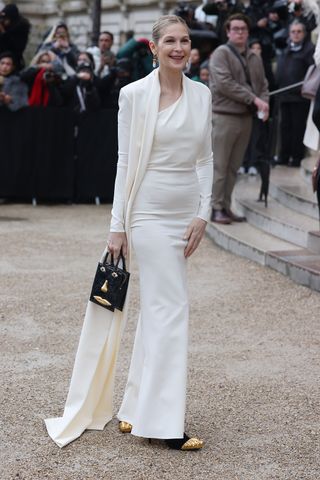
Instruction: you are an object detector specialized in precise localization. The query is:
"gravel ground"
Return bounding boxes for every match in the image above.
[0,203,319,480]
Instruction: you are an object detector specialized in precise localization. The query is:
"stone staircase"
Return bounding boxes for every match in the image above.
[206,157,320,292]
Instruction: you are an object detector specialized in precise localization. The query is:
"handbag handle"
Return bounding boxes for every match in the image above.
[104,251,127,272]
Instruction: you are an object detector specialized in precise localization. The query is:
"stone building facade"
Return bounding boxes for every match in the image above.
[0,0,200,60]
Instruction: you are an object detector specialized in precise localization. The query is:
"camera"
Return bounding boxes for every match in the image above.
[115,58,132,76]
[270,0,291,20]
[43,70,61,83]
[175,2,188,15]
[76,62,94,84]
[76,62,93,74]
[174,2,194,19]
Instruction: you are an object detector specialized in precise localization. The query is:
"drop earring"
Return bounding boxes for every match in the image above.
[185,59,190,69]
[152,54,158,68]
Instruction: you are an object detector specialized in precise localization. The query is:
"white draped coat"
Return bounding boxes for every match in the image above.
[44,69,213,447]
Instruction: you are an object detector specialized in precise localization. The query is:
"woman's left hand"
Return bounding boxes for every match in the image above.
[183,217,207,258]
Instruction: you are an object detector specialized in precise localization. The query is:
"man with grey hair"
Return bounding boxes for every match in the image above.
[276,19,315,167]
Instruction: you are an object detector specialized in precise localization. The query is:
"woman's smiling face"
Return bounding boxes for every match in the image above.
[150,23,191,71]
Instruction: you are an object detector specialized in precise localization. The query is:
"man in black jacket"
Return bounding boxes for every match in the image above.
[276,20,314,166]
[0,4,30,71]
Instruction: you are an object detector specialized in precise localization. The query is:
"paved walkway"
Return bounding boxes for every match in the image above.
[1,204,319,480]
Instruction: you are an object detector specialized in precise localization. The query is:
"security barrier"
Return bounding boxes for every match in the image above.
[0,107,118,203]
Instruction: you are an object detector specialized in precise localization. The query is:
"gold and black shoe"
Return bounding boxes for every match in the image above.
[165,433,204,451]
[118,421,132,433]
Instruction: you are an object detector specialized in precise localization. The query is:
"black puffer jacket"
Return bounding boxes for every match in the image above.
[276,39,315,102]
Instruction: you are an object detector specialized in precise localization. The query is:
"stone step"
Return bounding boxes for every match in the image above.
[266,249,320,292]
[206,162,320,291]
[308,230,320,254]
[234,177,318,248]
[269,166,319,220]
[206,221,320,292]
[206,220,297,266]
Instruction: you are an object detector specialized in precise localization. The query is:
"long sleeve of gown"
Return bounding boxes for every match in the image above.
[110,90,132,232]
[196,97,213,222]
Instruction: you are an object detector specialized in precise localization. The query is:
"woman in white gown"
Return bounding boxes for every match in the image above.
[108,15,213,450]
[44,15,213,451]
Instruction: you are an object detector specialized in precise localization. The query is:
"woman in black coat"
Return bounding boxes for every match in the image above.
[60,51,101,113]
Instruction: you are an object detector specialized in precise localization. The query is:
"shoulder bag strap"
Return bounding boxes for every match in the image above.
[226,43,252,86]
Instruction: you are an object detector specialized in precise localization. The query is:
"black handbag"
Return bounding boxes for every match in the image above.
[90,251,130,312]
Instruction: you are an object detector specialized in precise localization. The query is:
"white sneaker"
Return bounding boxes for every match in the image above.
[248,166,258,176]
[238,166,245,174]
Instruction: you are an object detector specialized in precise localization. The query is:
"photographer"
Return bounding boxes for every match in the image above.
[0,51,28,111]
[100,57,132,109]
[39,23,79,76]
[0,4,30,71]
[61,52,101,113]
[21,51,65,107]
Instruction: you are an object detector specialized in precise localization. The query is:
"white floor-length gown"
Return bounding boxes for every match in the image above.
[44,70,213,447]
[113,83,213,439]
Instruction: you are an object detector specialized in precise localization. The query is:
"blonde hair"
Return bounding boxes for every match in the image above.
[30,50,57,66]
[152,15,189,44]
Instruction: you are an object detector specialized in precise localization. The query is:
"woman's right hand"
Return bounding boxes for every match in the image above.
[107,232,128,259]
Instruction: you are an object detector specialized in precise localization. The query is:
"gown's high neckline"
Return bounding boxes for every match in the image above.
[158,92,183,115]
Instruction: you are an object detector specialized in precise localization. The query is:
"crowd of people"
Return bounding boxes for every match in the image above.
[0,5,156,112]
[0,21,147,112]
[0,1,319,199]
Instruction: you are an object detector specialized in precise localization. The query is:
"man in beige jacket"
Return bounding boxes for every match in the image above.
[209,13,269,224]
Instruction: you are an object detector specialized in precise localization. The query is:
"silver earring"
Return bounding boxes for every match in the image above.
[185,59,190,69]
[152,55,157,68]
